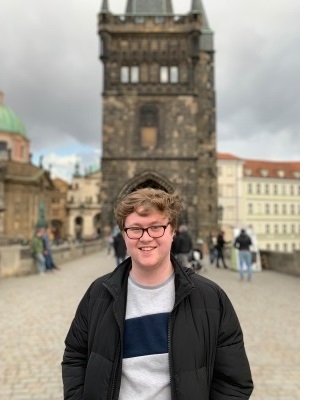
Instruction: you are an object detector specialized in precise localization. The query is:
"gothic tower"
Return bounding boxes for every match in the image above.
[98,0,217,242]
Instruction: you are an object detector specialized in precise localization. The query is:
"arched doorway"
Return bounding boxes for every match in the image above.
[118,171,175,200]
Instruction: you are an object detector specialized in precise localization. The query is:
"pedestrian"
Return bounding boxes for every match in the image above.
[62,187,253,400]
[215,230,229,269]
[234,228,253,281]
[106,232,114,256]
[113,228,127,266]
[41,227,60,272]
[173,224,193,268]
[207,231,217,264]
[31,227,46,274]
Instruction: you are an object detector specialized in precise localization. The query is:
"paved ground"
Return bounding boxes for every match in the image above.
[0,250,300,400]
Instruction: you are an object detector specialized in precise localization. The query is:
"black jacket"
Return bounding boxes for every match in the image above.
[61,255,253,400]
[234,233,252,251]
[113,232,127,258]
[173,231,193,254]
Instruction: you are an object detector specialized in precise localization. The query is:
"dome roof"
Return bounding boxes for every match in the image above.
[0,91,28,138]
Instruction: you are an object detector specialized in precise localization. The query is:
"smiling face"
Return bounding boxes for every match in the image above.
[123,208,175,283]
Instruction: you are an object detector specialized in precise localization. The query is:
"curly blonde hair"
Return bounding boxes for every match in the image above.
[114,188,183,231]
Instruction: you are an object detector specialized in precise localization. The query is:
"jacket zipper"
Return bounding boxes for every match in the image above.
[168,284,195,400]
[109,343,121,399]
[103,281,123,400]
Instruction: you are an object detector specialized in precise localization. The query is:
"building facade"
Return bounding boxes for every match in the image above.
[50,177,69,242]
[217,153,300,252]
[67,167,102,241]
[0,91,56,243]
[98,0,218,243]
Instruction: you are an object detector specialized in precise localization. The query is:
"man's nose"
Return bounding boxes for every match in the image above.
[141,229,152,240]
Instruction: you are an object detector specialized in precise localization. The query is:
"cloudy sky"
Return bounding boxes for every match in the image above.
[0,0,300,182]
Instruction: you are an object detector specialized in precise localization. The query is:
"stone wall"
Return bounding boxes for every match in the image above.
[0,240,105,278]
[260,250,300,277]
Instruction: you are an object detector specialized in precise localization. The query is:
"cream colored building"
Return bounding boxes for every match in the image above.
[217,153,300,252]
[217,153,244,241]
[67,167,102,241]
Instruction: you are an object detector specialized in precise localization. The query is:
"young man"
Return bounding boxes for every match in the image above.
[62,188,253,400]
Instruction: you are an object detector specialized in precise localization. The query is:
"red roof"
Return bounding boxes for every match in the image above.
[217,152,300,179]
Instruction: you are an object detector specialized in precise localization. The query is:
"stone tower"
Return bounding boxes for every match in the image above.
[98,0,217,242]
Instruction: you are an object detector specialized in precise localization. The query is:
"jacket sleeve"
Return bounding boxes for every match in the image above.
[210,291,254,400]
[61,286,91,400]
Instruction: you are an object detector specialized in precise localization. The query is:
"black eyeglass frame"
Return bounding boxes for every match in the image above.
[123,222,171,239]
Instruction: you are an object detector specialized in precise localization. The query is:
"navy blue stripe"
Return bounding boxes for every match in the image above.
[123,313,169,359]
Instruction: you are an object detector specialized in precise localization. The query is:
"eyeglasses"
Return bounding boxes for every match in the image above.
[124,223,171,239]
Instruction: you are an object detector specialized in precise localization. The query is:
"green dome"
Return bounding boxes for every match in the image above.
[0,91,28,138]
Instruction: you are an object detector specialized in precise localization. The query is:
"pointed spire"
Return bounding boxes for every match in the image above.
[191,0,213,52]
[191,0,210,29]
[126,0,173,15]
[101,0,109,13]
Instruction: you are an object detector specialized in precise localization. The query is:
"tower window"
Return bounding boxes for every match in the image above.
[121,66,129,83]
[160,66,168,83]
[139,105,159,149]
[121,66,140,83]
[159,66,179,83]
[170,66,179,83]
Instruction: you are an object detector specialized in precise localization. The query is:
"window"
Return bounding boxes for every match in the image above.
[170,66,179,83]
[274,225,279,234]
[290,185,294,195]
[155,16,165,24]
[135,16,145,24]
[283,243,288,252]
[121,66,129,83]
[248,183,252,194]
[274,204,278,214]
[274,185,278,195]
[265,204,270,214]
[275,243,280,251]
[256,184,261,194]
[291,204,295,214]
[121,66,139,83]
[131,66,139,83]
[160,66,179,83]
[283,224,287,234]
[282,204,287,214]
[265,184,269,194]
[139,104,159,149]
[160,66,168,83]
[248,203,253,215]
[266,224,270,234]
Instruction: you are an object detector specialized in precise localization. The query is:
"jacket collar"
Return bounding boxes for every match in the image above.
[103,254,195,304]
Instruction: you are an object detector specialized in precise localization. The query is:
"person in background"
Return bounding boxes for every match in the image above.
[62,187,253,400]
[31,227,46,274]
[106,232,114,256]
[41,227,60,272]
[234,228,253,281]
[207,231,217,264]
[215,230,229,269]
[113,227,127,266]
[173,224,193,268]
